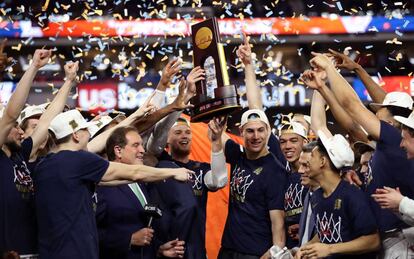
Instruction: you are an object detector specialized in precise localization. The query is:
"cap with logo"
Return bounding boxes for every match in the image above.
[369,92,413,111]
[278,121,308,140]
[240,109,270,128]
[317,130,355,170]
[88,115,115,138]
[17,103,49,125]
[49,110,99,140]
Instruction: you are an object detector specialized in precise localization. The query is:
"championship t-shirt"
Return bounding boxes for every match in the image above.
[284,171,307,248]
[34,150,109,259]
[0,138,37,254]
[365,121,414,232]
[221,139,287,256]
[312,180,377,259]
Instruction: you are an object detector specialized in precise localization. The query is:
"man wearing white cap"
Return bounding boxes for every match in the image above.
[17,104,46,139]
[296,132,380,259]
[310,52,414,258]
[34,109,194,259]
[209,109,287,259]
[372,112,414,227]
[278,121,309,248]
[0,49,66,258]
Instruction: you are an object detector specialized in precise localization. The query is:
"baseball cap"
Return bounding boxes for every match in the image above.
[49,110,99,140]
[172,117,190,128]
[369,92,413,111]
[352,140,376,154]
[88,115,115,137]
[317,130,355,170]
[17,104,48,125]
[240,109,270,128]
[394,111,414,130]
[279,121,308,140]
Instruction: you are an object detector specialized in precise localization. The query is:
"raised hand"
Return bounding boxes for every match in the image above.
[236,32,252,66]
[309,52,335,71]
[64,61,79,82]
[172,78,195,110]
[208,116,227,142]
[130,227,154,246]
[300,69,326,90]
[31,49,52,69]
[185,66,204,102]
[160,58,182,87]
[328,49,360,71]
[159,239,185,258]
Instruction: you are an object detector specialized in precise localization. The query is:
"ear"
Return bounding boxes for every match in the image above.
[320,155,328,169]
[72,132,80,143]
[239,127,244,137]
[114,145,122,159]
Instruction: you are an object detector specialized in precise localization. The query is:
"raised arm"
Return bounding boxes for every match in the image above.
[204,116,229,190]
[309,52,381,140]
[237,33,262,109]
[270,210,286,250]
[146,67,203,156]
[133,78,195,133]
[302,69,368,142]
[308,88,332,139]
[30,61,79,158]
[328,49,386,103]
[0,49,51,147]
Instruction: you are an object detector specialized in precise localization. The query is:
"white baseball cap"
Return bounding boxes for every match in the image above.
[279,121,308,140]
[172,117,190,128]
[17,104,48,125]
[240,109,270,128]
[49,110,98,140]
[369,92,413,111]
[88,115,115,137]
[394,111,414,130]
[317,130,355,170]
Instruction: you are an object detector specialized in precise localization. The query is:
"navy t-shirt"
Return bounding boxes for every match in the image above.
[284,171,307,248]
[34,150,109,259]
[268,133,288,167]
[221,139,287,256]
[312,180,377,259]
[365,121,414,232]
[0,138,38,254]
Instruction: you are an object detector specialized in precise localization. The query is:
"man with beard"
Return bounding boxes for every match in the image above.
[150,117,227,259]
[0,50,78,258]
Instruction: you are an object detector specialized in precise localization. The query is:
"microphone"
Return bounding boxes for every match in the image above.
[144,204,162,227]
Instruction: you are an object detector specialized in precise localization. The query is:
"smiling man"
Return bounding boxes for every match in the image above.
[279,122,309,248]
[209,109,288,259]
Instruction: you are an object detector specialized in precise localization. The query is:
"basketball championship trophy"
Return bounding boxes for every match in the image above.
[190,18,241,122]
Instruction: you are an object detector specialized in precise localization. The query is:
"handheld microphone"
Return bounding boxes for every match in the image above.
[144,204,162,227]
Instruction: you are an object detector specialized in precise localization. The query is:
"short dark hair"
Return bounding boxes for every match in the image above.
[302,140,338,173]
[388,106,412,118]
[20,115,41,131]
[106,126,139,161]
[402,125,414,138]
[49,130,72,146]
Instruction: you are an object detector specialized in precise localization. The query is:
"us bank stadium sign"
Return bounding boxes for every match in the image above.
[77,82,310,112]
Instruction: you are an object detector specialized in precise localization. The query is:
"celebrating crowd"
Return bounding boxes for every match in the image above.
[1,34,414,259]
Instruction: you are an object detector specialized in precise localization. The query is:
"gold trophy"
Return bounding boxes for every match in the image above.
[190,18,241,122]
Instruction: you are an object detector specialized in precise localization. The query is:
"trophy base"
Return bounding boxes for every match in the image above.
[190,85,241,123]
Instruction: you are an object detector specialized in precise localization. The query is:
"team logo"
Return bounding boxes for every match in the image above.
[334,199,342,210]
[230,166,254,203]
[13,160,34,199]
[253,167,263,175]
[316,212,343,243]
[284,183,304,211]
[192,170,204,196]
